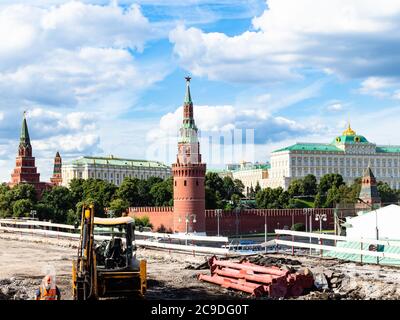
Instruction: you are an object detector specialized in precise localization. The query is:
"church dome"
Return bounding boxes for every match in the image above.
[332,123,369,144]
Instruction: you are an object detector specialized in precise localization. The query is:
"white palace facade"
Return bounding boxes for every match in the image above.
[62,155,171,187]
[267,125,400,190]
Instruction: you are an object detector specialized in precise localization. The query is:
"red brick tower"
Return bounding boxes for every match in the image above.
[172,77,206,234]
[10,112,49,197]
[356,166,381,211]
[50,151,62,186]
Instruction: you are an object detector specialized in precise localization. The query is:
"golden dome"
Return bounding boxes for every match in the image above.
[342,123,356,136]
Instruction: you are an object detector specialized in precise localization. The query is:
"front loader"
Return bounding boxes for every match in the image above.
[72,205,147,300]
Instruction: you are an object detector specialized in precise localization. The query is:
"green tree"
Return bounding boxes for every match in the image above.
[149,177,173,206]
[256,187,289,209]
[82,179,117,215]
[254,182,261,194]
[40,186,74,223]
[233,179,245,197]
[318,174,344,195]
[10,184,37,203]
[108,198,129,216]
[288,179,304,197]
[69,178,85,204]
[35,203,54,221]
[12,199,34,218]
[116,177,140,206]
[303,174,317,196]
[377,182,399,204]
[324,185,341,208]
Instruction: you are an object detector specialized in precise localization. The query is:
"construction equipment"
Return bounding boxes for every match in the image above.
[72,205,147,300]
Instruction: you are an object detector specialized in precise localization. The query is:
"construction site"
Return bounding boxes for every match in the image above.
[1,203,400,301]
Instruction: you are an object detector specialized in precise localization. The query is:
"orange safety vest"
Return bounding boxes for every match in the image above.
[37,286,58,300]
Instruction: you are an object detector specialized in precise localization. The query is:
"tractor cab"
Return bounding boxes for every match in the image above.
[93,217,140,271]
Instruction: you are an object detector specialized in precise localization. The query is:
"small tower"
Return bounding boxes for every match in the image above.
[50,151,62,186]
[357,166,381,210]
[172,77,206,234]
[10,112,40,186]
[10,112,50,197]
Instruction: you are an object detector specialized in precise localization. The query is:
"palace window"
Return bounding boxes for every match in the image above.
[184,180,187,186]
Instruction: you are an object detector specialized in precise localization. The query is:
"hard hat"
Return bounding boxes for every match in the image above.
[44,275,52,284]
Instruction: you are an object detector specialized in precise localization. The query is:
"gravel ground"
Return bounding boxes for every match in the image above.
[1,233,400,300]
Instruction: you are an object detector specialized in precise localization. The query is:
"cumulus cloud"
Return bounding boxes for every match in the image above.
[170,0,400,83]
[0,2,168,111]
[358,77,400,99]
[148,104,324,145]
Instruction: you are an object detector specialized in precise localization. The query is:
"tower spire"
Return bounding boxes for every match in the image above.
[184,76,192,104]
[20,111,31,147]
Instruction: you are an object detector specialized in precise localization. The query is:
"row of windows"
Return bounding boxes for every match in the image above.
[292,167,400,178]
[291,157,399,167]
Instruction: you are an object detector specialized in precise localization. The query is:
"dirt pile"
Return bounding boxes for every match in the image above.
[0,278,37,300]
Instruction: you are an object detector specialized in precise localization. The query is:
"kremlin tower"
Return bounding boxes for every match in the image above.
[50,151,63,186]
[10,112,50,197]
[172,77,206,234]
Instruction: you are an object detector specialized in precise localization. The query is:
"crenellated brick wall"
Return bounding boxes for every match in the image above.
[128,207,334,236]
[128,207,175,233]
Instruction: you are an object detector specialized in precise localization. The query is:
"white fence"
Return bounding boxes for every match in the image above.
[274,229,400,261]
[0,219,230,256]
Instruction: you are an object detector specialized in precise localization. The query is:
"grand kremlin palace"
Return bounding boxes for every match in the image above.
[266,125,400,190]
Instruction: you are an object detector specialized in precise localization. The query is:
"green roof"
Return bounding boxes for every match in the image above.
[273,143,343,153]
[66,156,170,169]
[376,146,400,153]
[332,134,369,144]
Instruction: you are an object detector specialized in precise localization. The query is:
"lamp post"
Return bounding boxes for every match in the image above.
[30,210,37,220]
[315,213,327,234]
[179,214,197,245]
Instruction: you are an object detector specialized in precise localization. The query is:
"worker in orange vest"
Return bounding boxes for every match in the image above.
[35,274,61,300]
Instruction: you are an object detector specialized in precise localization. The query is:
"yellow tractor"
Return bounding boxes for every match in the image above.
[72,205,147,300]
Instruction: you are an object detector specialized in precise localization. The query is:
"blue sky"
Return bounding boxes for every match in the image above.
[1,0,400,181]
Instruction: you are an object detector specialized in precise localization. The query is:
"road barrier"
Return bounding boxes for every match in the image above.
[0,218,230,256]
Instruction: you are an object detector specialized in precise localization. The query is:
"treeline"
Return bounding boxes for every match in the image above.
[255,174,400,209]
[1,173,398,223]
[0,177,173,224]
[0,173,245,224]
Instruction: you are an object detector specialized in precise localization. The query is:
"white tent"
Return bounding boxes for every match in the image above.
[345,204,400,240]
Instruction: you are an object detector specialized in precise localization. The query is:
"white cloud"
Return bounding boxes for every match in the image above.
[358,77,400,98]
[327,103,344,111]
[170,0,400,82]
[0,2,168,113]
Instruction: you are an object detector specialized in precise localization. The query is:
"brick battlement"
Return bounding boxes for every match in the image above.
[129,207,174,213]
[172,163,206,169]
[205,208,334,218]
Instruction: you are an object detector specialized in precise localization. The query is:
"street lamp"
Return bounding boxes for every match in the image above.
[179,213,197,245]
[30,210,37,220]
[315,213,327,233]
